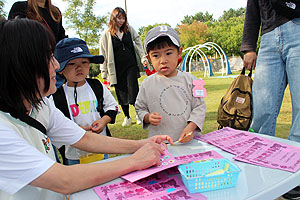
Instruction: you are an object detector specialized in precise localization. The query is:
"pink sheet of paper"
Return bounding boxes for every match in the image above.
[121,147,185,182]
[105,176,207,200]
[208,132,270,155]
[195,127,300,172]
[106,185,151,200]
[94,149,224,199]
[94,173,167,200]
[223,136,267,155]
[174,150,224,162]
[194,127,238,143]
[234,141,300,172]
[132,187,207,200]
[138,176,207,200]
[163,150,225,175]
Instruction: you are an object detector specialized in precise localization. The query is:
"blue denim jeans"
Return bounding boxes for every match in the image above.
[250,18,300,142]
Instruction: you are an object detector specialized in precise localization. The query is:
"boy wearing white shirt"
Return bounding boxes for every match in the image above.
[53,38,120,165]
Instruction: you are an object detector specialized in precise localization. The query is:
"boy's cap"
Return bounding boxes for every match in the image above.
[54,37,104,72]
[144,25,180,50]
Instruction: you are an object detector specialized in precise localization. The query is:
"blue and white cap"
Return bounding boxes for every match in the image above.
[54,37,104,72]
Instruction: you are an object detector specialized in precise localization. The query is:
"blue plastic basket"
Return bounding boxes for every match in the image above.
[178,159,241,193]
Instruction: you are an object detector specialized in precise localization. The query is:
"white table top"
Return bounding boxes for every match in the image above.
[70,134,300,200]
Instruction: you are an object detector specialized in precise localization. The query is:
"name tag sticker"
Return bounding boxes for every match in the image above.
[196,90,204,97]
[236,97,245,104]
[192,79,207,98]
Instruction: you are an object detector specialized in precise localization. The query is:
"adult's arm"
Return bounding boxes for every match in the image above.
[46,97,172,153]
[0,98,173,195]
[57,10,67,42]
[241,0,261,53]
[30,139,170,195]
[240,0,261,69]
[99,31,109,79]
[129,25,147,63]
[0,122,165,195]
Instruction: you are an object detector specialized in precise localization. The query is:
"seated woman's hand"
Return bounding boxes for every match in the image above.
[129,142,164,171]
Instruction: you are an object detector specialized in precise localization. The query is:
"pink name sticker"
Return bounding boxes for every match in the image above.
[192,79,207,98]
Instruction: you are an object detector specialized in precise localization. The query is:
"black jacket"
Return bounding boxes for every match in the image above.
[240,0,290,53]
[8,1,67,43]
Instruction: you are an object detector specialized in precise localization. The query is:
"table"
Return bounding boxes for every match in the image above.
[70,134,300,200]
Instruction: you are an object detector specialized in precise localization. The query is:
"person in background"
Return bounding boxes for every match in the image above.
[8,0,67,43]
[52,37,120,165]
[241,0,300,199]
[135,25,206,143]
[99,7,147,126]
[143,60,157,76]
[0,18,173,200]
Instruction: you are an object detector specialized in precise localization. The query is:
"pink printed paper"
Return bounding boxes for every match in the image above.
[133,187,207,200]
[121,147,185,182]
[107,185,151,200]
[195,127,300,172]
[174,150,224,163]
[94,173,167,200]
[194,127,238,143]
[234,141,300,172]
[95,176,207,200]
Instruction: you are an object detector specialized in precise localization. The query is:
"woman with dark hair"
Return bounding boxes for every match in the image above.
[8,0,66,43]
[0,18,172,200]
[9,0,68,164]
[99,7,147,126]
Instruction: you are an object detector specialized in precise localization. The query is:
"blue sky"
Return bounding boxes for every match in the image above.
[5,0,247,37]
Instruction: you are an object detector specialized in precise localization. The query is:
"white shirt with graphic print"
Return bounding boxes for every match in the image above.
[63,81,119,160]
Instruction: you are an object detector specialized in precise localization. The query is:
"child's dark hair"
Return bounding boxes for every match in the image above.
[146,36,180,53]
[0,18,56,116]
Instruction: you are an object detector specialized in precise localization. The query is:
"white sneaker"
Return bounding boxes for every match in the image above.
[136,115,142,125]
[122,117,132,126]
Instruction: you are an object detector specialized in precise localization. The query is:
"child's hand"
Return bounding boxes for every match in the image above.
[178,131,194,143]
[91,119,106,134]
[143,60,148,67]
[149,112,162,126]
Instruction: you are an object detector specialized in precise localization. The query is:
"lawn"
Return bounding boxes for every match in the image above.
[102,70,292,141]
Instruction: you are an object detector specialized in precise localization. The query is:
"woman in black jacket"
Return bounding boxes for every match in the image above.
[8,0,67,43]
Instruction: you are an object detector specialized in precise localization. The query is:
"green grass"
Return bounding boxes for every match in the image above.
[103,70,292,141]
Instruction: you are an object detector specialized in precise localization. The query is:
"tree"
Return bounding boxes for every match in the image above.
[180,11,214,25]
[0,0,6,19]
[177,21,208,49]
[176,7,248,58]
[210,16,245,57]
[218,7,246,21]
[63,0,107,48]
[88,48,100,77]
